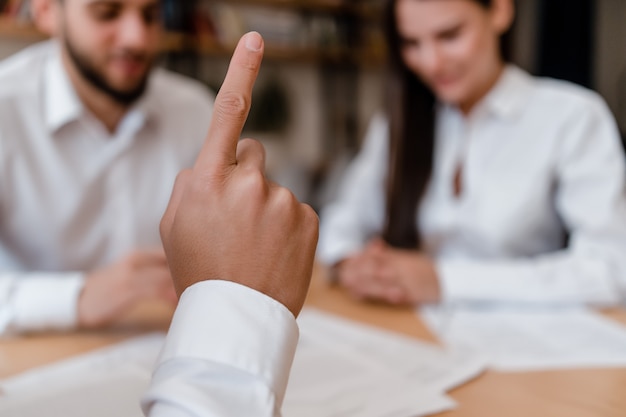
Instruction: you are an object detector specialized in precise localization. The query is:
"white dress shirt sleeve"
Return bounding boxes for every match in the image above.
[142,280,299,417]
[438,97,626,306]
[0,272,85,335]
[317,114,389,266]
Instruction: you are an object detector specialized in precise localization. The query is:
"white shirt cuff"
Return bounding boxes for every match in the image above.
[436,257,621,306]
[437,259,536,304]
[159,280,299,406]
[11,273,85,333]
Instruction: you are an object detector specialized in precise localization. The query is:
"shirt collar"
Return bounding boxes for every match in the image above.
[475,64,533,120]
[44,42,83,133]
[439,64,533,122]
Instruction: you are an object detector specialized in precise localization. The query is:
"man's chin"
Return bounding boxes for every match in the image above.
[113,82,146,95]
[104,82,149,105]
[109,72,150,90]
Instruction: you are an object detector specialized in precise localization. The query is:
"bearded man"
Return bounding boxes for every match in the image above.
[0,0,214,335]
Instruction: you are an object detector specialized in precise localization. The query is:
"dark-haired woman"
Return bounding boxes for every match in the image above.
[318,0,626,306]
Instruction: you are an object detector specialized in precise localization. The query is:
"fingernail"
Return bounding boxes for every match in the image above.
[245,32,263,52]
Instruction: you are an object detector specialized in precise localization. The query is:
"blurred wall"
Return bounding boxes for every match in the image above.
[595,0,626,134]
[0,0,623,205]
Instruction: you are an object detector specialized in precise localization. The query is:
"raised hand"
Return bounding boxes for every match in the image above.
[160,32,319,317]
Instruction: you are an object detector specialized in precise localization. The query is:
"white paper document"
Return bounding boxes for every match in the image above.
[285,309,487,417]
[420,305,626,372]
[297,309,486,393]
[0,309,486,417]
[0,334,162,417]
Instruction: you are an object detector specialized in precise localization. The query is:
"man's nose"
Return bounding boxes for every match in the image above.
[116,13,153,51]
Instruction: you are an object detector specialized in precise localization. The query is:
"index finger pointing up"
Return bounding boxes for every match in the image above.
[194,32,264,176]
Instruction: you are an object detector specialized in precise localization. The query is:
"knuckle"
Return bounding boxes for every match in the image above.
[278,185,296,202]
[237,139,266,167]
[274,186,297,210]
[215,91,249,123]
[239,138,264,156]
[309,216,320,241]
[248,169,267,188]
[237,137,255,150]
[298,203,320,237]
[302,204,320,228]
[240,169,268,197]
[241,54,259,73]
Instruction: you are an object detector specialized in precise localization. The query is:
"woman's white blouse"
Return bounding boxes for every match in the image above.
[318,66,626,306]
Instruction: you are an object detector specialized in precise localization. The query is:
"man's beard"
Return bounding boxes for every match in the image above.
[64,35,152,106]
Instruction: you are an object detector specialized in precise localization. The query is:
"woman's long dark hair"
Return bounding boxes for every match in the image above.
[381,0,512,249]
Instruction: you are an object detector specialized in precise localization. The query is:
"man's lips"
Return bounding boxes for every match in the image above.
[111,57,149,77]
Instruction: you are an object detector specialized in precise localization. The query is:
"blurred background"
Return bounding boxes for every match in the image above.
[0,0,624,210]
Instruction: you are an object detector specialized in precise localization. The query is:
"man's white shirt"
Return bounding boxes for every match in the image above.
[0,41,214,334]
[318,65,626,306]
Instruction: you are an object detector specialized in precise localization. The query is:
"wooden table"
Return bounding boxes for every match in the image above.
[2,265,626,417]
